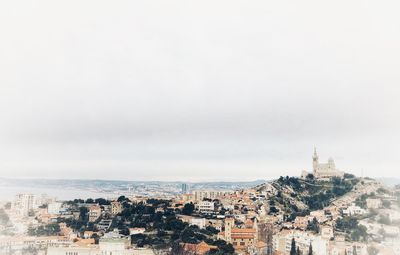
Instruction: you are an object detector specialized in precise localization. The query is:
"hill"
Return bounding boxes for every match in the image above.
[255,174,379,218]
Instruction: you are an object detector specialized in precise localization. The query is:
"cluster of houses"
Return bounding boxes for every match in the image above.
[1,151,399,255]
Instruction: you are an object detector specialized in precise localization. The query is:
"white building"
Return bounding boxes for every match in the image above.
[342,204,367,216]
[12,193,38,216]
[366,198,382,209]
[320,226,334,240]
[273,230,328,255]
[190,218,206,229]
[197,201,215,212]
[49,229,143,255]
[88,205,102,222]
[328,239,368,255]
[192,190,232,202]
[380,209,400,223]
[302,148,345,179]
[99,229,130,253]
[47,202,63,215]
[128,228,145,235]
[0,236,72,255]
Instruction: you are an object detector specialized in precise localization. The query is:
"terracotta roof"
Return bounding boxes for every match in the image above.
[231,228,256,233]
[74,238,95,246]
[183,241,217,255]
[231,234,255,239]
[256,241,267,248]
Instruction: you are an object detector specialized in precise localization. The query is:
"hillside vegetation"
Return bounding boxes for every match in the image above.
[258,175,360,217]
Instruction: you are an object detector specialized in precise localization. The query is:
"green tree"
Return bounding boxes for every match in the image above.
[336,217,358,233]
[182,203,195,215]
[307,217,319,233]
[351,225,368,242]
[205,226,219,235]
[95,198,110,205]
[79,206,89,222]
[28,223,60,236]
[214,240,234,254]
[85,198,94,203]
[117,195,129,202]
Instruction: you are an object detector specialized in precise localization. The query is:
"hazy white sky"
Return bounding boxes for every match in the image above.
[0,0,399,181]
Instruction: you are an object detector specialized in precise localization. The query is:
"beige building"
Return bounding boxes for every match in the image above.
[47,244,154,255]
[366,198,382,209]
[342,203,367,216]
[48,229,154,255]
[192,190,232,202]
[12,193,37,216]
[273,230,328,255]
[218,218,258,252]
[88,205,102,222]
[328,239,367,255]
[309,210,328,223]
[320,226,334,240]
[111,201,123,215]
[293,216,308,230]
[302,148,345,179]
[197,201,215,212]
[0,235,72,254]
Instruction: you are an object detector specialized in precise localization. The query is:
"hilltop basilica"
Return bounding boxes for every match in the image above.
[302,148,344,180]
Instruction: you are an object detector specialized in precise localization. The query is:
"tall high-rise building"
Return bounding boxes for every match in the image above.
[181,183,189,194]
[12,193,37,216]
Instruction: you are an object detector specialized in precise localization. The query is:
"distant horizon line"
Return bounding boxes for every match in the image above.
[1,175,399,183]
[0,176,269,183]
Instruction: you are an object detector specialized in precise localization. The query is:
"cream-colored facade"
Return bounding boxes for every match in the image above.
[88,205,101,222]
[366,198,382,209]
[12,193,37,216]
[192,190,232,202]
[47,229,154,255]
[312,148,344,179]
[218,218,258,252]
[273,230,328,255]
[111,201,122,215]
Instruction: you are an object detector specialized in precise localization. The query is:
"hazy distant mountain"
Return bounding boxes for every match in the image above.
[0,177,267,190]
[376,177,400,187]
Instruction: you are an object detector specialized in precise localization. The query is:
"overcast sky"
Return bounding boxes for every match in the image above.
[0,0,399,181]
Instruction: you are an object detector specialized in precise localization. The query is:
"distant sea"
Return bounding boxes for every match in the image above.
[0,185,117,202]
[0,178,267,203]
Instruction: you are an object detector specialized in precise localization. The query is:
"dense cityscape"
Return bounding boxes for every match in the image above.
[1,150,399,255]
[2,0,399,254]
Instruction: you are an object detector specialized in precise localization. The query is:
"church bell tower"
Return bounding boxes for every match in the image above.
[312,147,319,174]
